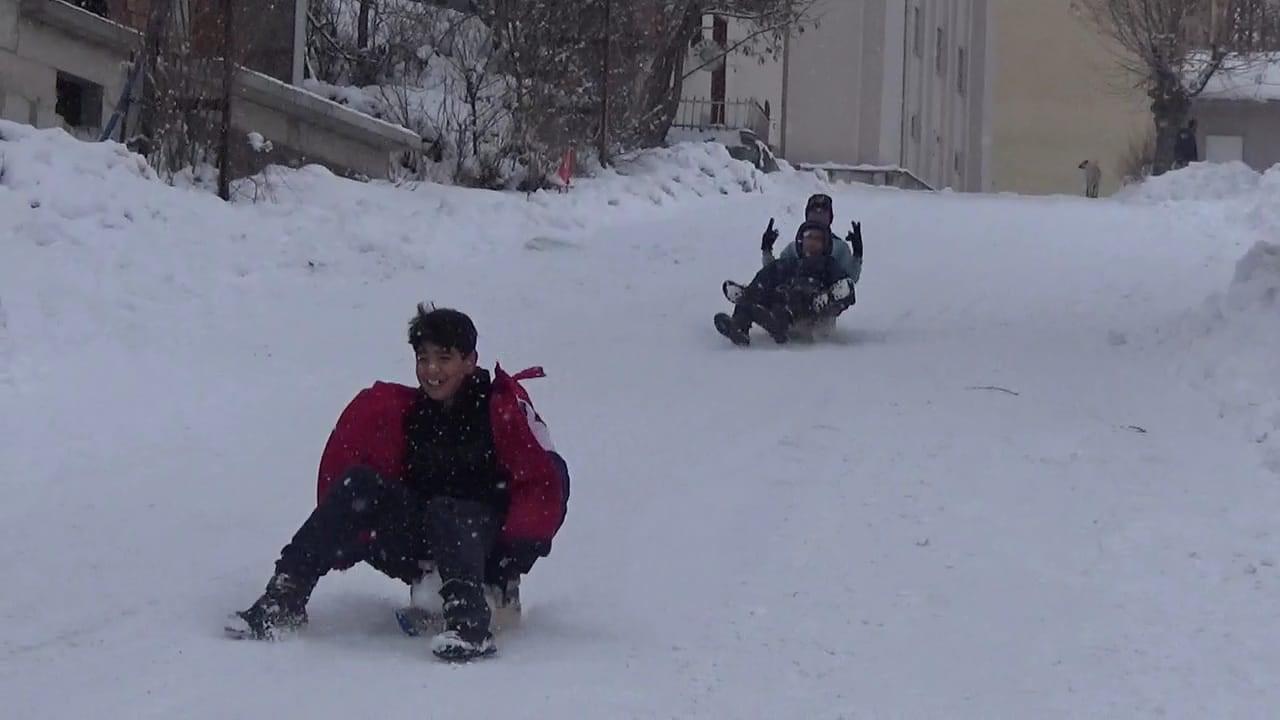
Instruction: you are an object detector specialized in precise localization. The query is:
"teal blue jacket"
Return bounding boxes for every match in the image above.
[764,230,861,283]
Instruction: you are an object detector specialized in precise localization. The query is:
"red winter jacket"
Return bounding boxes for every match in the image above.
[316,374,567,551]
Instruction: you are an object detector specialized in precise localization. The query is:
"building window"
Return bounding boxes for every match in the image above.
[955,150,963,173]
[55,72,104,131]
[913,7,923,58]
[71,0,109,18]
[910,113,921,142]
[936,27,945,74]
[957,46,967,95]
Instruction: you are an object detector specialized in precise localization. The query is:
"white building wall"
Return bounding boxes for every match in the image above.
[877,0,908,168]
[681,17,785,140]
[968,0,994,192]
[784,0,868,165]
[678,0,990,190]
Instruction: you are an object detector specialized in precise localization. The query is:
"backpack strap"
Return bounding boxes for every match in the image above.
[495,362,546,382]
[513,366,545,381]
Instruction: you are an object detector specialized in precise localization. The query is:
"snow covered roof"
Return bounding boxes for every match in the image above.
[1197,53,1280,102]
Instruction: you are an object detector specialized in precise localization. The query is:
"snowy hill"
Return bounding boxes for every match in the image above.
[3,122,1279,718]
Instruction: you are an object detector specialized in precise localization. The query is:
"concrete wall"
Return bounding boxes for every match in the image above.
[1193,101,1280,173]
[990,0,1150,197]
[230,71,422,180]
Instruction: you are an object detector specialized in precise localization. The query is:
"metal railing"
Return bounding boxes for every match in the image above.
[672,97,770,145]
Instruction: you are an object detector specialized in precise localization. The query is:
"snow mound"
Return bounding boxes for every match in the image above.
[247,140,820,234]
[527,142,799,219]
[0,121,159,220]
[0,120,822,371]
[1244,164,1280,236]
[1118,161,1261,203]
[1182,241,1280,468]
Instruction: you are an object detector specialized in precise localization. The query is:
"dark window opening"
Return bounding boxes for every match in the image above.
[70,1,110,19]
[710,15,728,125]
[56,72,104,131]
[913,7,923,58]
[936,27,945,74]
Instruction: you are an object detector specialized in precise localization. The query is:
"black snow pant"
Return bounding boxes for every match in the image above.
[275,465,500,635]
[732,283,835,328]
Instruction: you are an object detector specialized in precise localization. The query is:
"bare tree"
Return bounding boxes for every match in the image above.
[611,0,823,150]
[1074,0,1280,174]
[301,0,819,187]
[132,0,292,196]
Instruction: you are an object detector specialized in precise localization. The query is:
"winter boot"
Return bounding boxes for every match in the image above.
[430,626,497,662]
[225,573,310,640]
[431,579,496,661]
[748,304,790,344]
[813,316,838,340]
[714,312,751,346]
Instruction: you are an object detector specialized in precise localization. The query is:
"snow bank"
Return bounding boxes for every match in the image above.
[1112,157,1280,470]
[1116,161,1261,204]
[0,120,158,216]
[1245,164,1280,237]
[1181,242,1280,469]
[0,119,822,371]
[530,142,813,218]
[237,139,818,232]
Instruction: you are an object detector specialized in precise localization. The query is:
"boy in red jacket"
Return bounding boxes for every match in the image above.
[227,306,565,661]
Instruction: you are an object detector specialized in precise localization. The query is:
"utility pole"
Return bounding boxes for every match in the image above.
[599,0,611,167]
[218,0,235,200]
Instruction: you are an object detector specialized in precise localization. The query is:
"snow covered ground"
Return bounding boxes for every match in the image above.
[3,121,1280,718]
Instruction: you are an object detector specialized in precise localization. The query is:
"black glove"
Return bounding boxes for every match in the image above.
[761,218,779,253]
[846,221,863,259]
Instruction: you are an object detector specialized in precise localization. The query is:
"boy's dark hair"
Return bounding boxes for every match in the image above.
[408,304,478,355]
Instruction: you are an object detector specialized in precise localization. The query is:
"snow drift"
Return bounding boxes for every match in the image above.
[1181,241,1280,468]
[1116,160,1263,204]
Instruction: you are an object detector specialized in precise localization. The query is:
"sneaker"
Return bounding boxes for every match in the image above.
[431,628,497,662]
[225,574,309,640]
[713,313,750,346]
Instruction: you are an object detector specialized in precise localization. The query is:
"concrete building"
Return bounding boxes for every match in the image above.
[1193,54,1280,171]
[988,0,1150,197]
[0,0,421,180]
[678,0,993,192]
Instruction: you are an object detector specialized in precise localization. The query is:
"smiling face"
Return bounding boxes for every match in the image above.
[415,343,478,405]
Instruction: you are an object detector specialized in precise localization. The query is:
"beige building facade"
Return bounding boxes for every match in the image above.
[989,0,1150,196]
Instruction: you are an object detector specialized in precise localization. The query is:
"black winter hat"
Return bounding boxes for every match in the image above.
[805,193,833,213]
